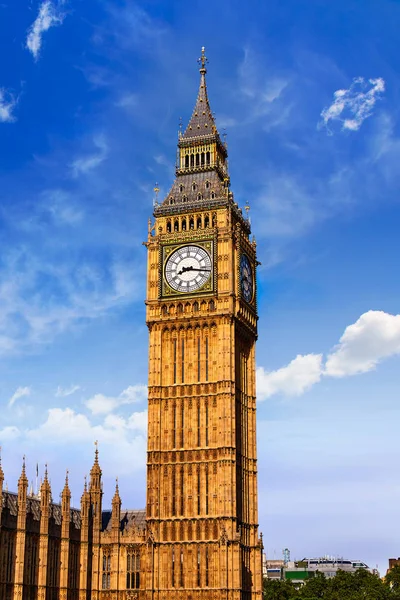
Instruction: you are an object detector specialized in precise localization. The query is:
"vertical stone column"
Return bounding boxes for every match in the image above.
[79,477,90,600]
[111,480,121,591]
[37,467,51,600]
[60,471,71,600]
[13,458,28,600]
[89,444,103,600]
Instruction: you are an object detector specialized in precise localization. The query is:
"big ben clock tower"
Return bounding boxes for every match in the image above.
[144,48,262,600]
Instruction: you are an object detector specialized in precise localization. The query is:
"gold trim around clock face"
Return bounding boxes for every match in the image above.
[161,240,214,298]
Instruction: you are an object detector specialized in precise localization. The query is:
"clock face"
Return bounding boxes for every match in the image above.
[240,254,253,303]
[165,245,212,293]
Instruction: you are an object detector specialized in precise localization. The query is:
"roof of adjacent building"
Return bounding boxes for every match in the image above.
[2,491,146,533]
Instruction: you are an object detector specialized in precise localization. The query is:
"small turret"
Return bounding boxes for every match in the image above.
[89,440,102,492]
[17,456,28,505]
[40,465,51,512]
[111,478,121,532]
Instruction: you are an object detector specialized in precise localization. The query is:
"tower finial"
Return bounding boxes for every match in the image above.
[153,183,160,207]
[94,440,99,463]
[198,46,208,73]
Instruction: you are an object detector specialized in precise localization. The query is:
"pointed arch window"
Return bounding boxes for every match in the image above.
[192,182,197,191]
[205,180,210,189]
[127,548,140,589]
[198,193,203,201]
[102,552,111,589]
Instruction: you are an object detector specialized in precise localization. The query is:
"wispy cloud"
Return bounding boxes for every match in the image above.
[257,310,400,399]
[55,384,80,397]
[70,136,108,177]
[0,88,17,123]
[8,386,31,407]
[320,77,385,134]
[26,1,65,61]
[0,248,138,356]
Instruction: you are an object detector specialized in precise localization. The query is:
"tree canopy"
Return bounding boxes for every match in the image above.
[263,569,400,600]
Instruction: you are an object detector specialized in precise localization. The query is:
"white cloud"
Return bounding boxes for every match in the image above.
[0,88,17,123]
[85,385,147,415]
[26,1,65,61]
[0,426,20,441]
[325,310,400,377]
[257,354,323,401]
[55,384,81,397]
[8,386,31,407]
[320,77,385,133]
[25,406,148,473]
[258,310,400,400]
[70,135,108,176]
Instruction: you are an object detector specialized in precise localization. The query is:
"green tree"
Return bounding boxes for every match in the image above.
[386,565,400,593]
[298,571,330,599]
[263,577,298,600]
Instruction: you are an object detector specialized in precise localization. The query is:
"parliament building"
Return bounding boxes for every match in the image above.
[0,49,263,600]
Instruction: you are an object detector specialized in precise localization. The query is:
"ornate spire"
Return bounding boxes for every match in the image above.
[18,455,28,487]
[112,478,121,505]
[90,440,102,491]
[181,46,217,140]
[40,464,51,504]
[62,470,71,497]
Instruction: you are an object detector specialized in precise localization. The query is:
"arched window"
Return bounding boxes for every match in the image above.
[206,151,211,165]
[205,181,210,189]
[193,301,199,312]
[189,218,194,229]
[190,154,194,167]
[183,195,188,203]
[177,303,183,315]
[195,153,200,166]
[192,182,197,191]
[182,219,186,231]
[185,155,189,168]
[204,215,209,228]
[174,220,179,232]
[166,221,171,233]
[180,184,184,192]
[201,152,205,165]
[197,217,202,229]
[197,193,203,201]
[209,300,215,311]
[127,549,140,589]
[211,191,215,199]
[170,197,174,205]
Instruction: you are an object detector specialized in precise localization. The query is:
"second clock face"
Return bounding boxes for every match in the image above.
[240,253,254,303]
[165,245,212,293]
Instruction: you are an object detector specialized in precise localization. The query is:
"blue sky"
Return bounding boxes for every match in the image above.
[1,0,400,575]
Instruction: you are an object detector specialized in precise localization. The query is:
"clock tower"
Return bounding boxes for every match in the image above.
[144,48,262,600]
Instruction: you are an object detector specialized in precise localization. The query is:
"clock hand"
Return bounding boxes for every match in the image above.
[177,266,211,275]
